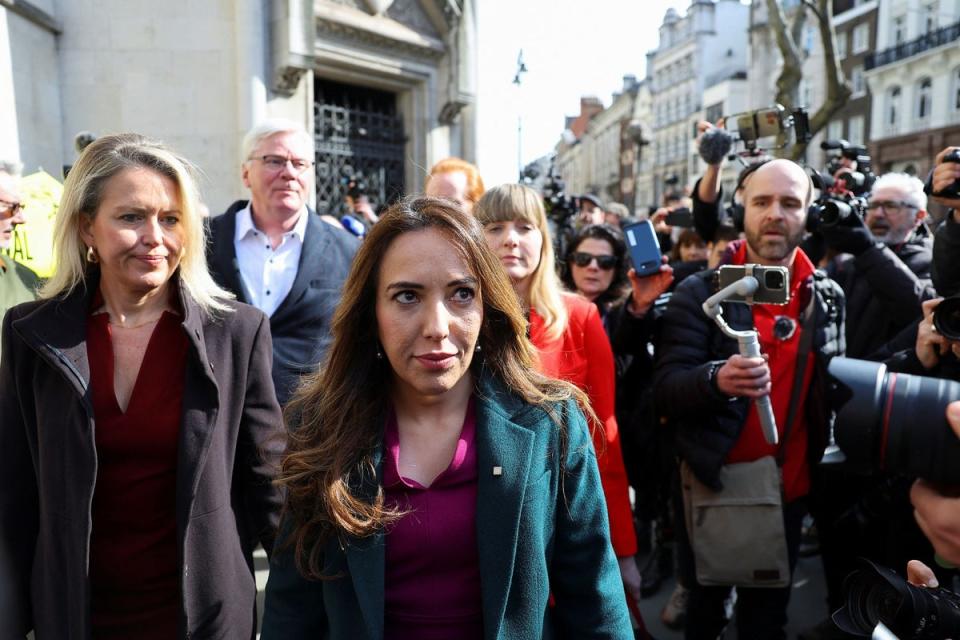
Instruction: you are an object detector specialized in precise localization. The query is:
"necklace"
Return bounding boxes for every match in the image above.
[107,315,163,330]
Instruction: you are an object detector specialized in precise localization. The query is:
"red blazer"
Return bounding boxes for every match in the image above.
[529,294,637,557]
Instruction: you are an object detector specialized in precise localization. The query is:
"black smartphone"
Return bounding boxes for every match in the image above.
[665,207,694,227]
[622,220,662,277]
[716,265,790,304]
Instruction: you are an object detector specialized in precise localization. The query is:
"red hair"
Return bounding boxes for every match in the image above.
[427,157,485,204]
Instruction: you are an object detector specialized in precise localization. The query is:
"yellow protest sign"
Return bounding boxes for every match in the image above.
[2,170,61,278]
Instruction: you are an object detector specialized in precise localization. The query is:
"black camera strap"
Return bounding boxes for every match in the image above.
[776,293,818,466]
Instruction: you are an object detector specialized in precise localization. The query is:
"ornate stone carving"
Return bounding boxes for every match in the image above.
[438,100,467,125]
[316,16,445,59]
[386,0,439,38]
[364,0,395,14]
[274,66,309,97]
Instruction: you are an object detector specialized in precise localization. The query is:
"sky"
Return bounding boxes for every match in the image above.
[475,0,689,186]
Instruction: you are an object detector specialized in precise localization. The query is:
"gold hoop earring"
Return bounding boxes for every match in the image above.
[86,246,99,263]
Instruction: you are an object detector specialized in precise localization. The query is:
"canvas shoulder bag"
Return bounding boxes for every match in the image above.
[680,296,818,588]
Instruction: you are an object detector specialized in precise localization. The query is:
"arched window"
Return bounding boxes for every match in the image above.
[917,78,933,120]
[887,86,901,128]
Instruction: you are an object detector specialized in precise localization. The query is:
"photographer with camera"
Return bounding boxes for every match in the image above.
[655,158,845,639]
[818,172,936,359]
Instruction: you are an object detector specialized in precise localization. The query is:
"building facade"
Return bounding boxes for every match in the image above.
[647,0,749,204]
[1,0,477,220]
[865,0,960,176]
[825,0,878,149]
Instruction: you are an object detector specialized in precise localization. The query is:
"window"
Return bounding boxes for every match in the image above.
[918,78,933,120]
[852,24,869,54]
[801,79,812,108]
[887,86,901,127]
[804,26,815,55]
[953,67,960,111]
[705,101,724,124]
[893,15,906,44]
[827,119,844,141]
[837,31,847,59]
[851,65,865,96]
[848,115,865,144]
[925,2,939,34]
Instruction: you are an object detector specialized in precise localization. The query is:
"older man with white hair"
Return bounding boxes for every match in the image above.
[820,171,936,359]
[0,160,40,325]
[206,119,359,404]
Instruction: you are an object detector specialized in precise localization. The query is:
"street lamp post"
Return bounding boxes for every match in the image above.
[513,49,527,181]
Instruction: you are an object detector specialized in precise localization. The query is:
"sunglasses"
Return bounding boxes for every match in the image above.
[570,252,617,270]
[0,200,24,219]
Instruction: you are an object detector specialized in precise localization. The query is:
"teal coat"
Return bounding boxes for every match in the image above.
[261,376,633,639]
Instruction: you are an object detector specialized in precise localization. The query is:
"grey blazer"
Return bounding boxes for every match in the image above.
[0,275,285,639]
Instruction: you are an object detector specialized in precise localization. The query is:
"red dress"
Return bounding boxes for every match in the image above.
[528,294,637,557]
[86,309,188,639]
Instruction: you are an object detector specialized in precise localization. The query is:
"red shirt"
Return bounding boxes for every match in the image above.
[529,294,637,557]
[382,401,483,640]
[87,308,188,639]
[725,244,816,502]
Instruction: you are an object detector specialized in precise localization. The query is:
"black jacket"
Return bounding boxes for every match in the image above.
[0,276,284,639]
[828,230,935,359]
[654,264,845,490]
[932,213,960,297]
[206,202,359,405]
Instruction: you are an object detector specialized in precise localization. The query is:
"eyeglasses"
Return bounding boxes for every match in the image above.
[0,200,24,219]
[865,200,917,215]
[249,155,314,175]
[571,252,618,270]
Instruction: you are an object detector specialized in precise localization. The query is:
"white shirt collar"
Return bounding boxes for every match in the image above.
[234,202,309,244]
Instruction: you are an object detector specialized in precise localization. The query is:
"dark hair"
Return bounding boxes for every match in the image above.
[712,224,741,244]
[670,228,707,262]
[277,196,590,579]
[561,224,629,307]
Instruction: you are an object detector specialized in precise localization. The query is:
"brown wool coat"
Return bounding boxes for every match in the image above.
[0,276,285,639]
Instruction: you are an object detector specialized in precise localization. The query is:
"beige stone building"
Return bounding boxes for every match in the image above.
[1,0,477,216]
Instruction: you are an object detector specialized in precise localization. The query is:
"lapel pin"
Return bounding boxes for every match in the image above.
[492,466,503,477]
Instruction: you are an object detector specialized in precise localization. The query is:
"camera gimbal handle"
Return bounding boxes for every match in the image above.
[702,273,779,446]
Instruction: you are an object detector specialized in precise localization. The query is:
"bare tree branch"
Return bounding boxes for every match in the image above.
[791,0,851,159]
[765,0,804,111]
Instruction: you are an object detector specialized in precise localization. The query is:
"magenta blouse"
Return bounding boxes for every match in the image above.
[382,400,484,639]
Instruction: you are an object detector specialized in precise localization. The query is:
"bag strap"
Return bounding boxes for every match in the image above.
[776,282,819,466]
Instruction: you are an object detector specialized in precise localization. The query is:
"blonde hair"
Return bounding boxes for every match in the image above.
[474,184,568,340]
[42,133,233,314]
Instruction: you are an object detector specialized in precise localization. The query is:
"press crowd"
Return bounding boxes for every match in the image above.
[3,119,960,640]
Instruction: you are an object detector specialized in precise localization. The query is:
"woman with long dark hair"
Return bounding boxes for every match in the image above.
[261,197,632,638]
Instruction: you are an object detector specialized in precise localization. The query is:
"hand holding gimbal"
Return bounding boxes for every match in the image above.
[702,265,790,445]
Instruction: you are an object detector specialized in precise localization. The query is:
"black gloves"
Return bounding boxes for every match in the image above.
[819,213,877,256]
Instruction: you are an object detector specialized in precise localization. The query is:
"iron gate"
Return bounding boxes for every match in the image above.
[315,79,406,217]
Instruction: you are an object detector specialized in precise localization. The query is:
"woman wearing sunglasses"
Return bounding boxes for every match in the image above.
[475,186,648,630]
[561,224,630,329]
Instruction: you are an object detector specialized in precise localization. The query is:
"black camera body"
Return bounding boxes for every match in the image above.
[807,163,870,232]
[935,149,960,199]
[541,171,578,226]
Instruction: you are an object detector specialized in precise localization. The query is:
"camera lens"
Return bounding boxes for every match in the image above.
[934,296,960,341]
[819,200,853,227]
[764,270,785,289]
[828,357,960,483]
[834,560,960,638]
